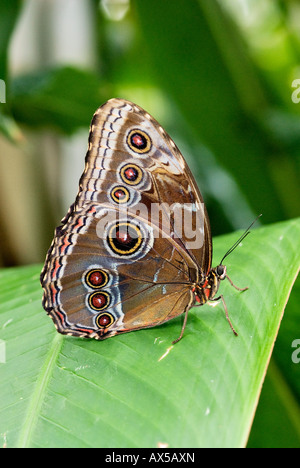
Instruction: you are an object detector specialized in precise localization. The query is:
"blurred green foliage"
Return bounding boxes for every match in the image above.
[0,0,299,448]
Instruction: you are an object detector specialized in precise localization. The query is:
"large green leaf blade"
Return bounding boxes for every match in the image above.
[0,218,299,448]
[248,273,300,447]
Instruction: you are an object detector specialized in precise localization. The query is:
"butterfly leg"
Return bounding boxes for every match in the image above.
[211,295,238,336]
[172,307,189,345]
[226,275,248,292]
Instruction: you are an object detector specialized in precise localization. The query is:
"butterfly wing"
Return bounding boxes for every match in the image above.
[41,99,211,339]
[77,99,212,274]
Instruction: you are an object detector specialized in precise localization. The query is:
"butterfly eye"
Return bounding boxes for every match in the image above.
[88,291,111,311]
[107,221,143,256]
[85,269,109,289]
[120,163,143,186]
[96,312,115,329]
[216,265,226,279]
[110,186,130,204]
[127,129,152,154]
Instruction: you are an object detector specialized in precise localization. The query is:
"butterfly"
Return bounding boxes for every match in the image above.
[41,98,253,344]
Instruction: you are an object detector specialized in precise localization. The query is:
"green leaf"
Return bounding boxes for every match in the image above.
[0,0,22,141]
[248,275,300,447]
[247,359,300,448]
[0,218,299,448]
[0,0,22,79]
[10,66,104,134]
[0,112,23,143]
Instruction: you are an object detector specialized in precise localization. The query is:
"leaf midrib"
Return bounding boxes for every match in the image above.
[17,333,63,448]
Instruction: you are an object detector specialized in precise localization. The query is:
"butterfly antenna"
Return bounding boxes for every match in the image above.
[220,214,262,265]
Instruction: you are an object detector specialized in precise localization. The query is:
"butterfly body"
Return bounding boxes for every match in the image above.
[41,99,244,342]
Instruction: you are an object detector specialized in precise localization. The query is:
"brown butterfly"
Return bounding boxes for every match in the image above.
[40,98,251,344]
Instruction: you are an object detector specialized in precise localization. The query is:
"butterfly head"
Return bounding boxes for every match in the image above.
[193,217,262,309]
[215,264,226,280]
[206,264,227,299]
[192,264,226,305]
